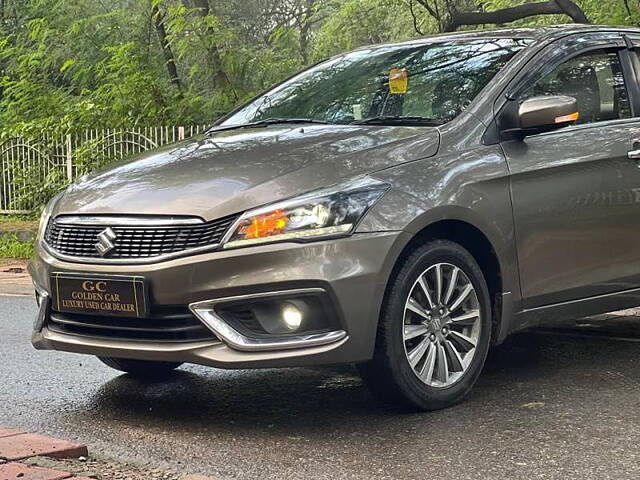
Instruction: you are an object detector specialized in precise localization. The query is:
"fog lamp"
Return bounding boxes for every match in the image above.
[282,303,303,330]
[214,292,339,336]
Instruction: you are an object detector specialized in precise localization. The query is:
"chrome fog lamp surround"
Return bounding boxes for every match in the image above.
[188,288,347,352]
[34,282,48,307]
[32,282,50,331]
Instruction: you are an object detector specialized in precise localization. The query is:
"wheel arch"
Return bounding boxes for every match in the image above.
[380,212,507,345]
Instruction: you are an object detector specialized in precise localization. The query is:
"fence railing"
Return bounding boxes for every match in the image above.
[0,125,209,213]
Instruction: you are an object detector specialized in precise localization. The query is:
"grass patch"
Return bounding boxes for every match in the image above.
[0,214,32,221]
[0,233,34,259]
[0,215,38,231]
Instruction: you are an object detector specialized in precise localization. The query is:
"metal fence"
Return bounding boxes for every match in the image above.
[0,125,209,213]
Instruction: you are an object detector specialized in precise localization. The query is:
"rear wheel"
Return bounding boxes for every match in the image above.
[98,357,182,377]
[358,239,492,411]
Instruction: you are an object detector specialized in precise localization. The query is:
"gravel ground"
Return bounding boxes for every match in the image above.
[24,456,189,480]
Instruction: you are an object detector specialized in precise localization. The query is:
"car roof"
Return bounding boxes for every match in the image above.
[350,24,640,52]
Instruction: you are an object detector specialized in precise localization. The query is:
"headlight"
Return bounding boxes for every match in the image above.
[36,192,64,242]
[222,177,389,249]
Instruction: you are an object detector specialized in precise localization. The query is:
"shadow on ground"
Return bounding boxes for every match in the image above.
[84,328,639,431]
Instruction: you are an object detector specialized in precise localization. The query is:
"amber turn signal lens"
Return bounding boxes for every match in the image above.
[240,209,289,239]
[554,111,579,124]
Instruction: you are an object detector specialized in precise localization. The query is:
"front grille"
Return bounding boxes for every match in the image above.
[44,215,238,260]
[47,307,217,343]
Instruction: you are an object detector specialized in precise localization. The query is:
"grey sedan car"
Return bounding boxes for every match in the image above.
[30,25,640,410]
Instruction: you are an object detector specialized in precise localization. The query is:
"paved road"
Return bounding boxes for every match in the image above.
[2,294,640,480]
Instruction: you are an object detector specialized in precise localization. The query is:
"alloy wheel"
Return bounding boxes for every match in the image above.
[402,262,482,388]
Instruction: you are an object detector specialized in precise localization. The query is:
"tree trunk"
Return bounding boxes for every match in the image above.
[554,0,590,23]
[186,0,235,95]
[299,19,310,64]
[299,0,317,64]
[151,4,182,91]
[416,0,445,32]
[440,0,589,32]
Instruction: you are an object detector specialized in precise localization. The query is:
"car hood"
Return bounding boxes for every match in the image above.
[55,124,439,221]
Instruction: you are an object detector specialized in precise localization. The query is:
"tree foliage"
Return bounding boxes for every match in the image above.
[0,0,638,137]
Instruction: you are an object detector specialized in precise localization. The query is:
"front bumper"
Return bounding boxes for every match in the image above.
[30,232,407,368]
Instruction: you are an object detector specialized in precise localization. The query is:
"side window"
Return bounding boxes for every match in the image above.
[520,49,631,125]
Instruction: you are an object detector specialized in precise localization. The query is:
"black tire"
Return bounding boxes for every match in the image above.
[358,239,492,411]
[98,357,182,377]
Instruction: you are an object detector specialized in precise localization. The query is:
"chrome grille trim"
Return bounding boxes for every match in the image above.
[54,215,205,226]
[43,214,239,264]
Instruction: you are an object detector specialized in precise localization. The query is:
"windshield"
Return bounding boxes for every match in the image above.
[221,38,530,127]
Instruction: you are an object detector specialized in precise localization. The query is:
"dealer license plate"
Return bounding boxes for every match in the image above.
[50,273,147,318]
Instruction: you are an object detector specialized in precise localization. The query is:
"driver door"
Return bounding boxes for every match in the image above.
[500,39,640,309]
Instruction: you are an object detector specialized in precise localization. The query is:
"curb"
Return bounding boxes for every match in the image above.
[0,462,91,480]
[0,261,33,296]
[0,433,87,462]
[0,284,33,296]
[0,428,88,480]
[0,428,221,480]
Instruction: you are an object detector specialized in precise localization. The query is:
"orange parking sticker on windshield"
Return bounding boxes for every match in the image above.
[389,68,408,94]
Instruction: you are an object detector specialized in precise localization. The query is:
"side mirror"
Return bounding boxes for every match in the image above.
[517,95,579,136]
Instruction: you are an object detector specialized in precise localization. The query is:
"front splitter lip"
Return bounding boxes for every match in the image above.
[32,327,350,369]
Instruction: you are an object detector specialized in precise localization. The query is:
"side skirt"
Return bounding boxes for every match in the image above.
[508,287,640,335]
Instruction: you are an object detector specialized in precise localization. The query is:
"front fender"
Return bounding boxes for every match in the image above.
[358,143,522,341]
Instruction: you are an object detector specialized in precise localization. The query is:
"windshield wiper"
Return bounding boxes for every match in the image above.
[248,117,332,126]
[207,117,331,134]
[353,115,443,126]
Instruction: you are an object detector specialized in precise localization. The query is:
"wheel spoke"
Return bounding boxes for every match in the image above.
[406,298,431,321]
[408,337,430,368]
[443,266,459,305]
[447,284,473,312]
[418,343,437,383]
[417,275,435,309]
[436,343,448,383]
[404,324,429,341]
[449,330,476,351]
[449,309,479,325]
[444,340,464,372]
[403,262,481,389]
[435,264,443,304]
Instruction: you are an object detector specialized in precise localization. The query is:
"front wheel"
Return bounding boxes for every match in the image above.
[358,240,492,411]
[98,357,182,377]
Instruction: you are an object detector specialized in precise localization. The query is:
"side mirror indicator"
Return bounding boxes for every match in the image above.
[555,111,580,124]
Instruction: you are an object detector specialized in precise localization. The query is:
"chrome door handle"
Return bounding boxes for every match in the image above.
[628,149,640,159]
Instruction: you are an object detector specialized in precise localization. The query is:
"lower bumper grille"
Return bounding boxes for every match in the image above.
[47,308,217,343]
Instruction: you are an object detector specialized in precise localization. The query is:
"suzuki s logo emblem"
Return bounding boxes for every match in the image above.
[95,227,117,256]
